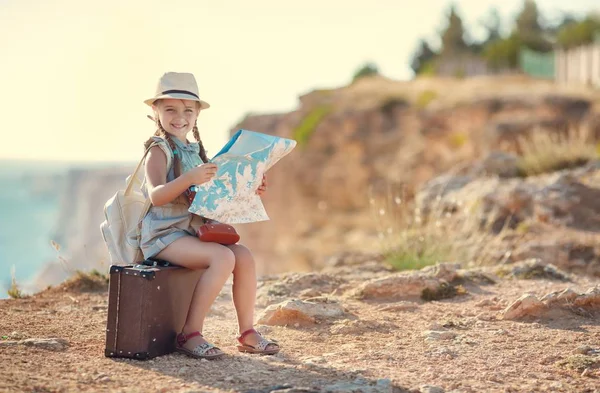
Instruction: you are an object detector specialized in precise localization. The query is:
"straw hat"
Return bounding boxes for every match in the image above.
[144,72,210,109]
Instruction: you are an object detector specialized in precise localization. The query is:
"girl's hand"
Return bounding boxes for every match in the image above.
[184,163,218,186]
[256,174,267,196]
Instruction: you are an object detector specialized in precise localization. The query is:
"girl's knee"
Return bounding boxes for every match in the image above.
[231,245,255,271]
[210,247,235,272]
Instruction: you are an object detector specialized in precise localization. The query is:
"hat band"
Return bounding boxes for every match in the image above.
[161,89,200,99]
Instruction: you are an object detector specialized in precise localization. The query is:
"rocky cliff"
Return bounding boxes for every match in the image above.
[232,75,600,273]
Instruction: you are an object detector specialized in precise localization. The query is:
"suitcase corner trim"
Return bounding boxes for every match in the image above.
[104,348,151,360]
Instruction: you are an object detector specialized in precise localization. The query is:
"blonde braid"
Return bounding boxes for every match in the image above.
[192,122,209,163]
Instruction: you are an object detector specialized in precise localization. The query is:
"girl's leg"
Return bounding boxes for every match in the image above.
[156,236,235,354]
[228,244,278,351]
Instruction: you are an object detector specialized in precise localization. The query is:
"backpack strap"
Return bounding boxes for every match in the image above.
[124,138,174,196]
[124,139,175,225]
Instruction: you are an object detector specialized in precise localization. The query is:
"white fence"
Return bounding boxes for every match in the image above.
[555,43,600,87]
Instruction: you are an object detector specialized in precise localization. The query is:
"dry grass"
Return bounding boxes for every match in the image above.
[369,184,509,272]
[58,270,109,293]
[516,126,598,177]
[48,240,109,293]
[7,266,26,299]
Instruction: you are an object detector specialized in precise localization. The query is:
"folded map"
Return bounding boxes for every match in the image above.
[188,129,296,224]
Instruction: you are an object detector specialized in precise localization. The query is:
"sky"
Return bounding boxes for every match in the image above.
[1,0,598,162]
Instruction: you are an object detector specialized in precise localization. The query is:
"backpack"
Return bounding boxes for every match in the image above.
[100,139,173,265]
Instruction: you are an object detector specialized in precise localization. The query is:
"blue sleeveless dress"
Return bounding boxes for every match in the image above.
[140,136,206,259]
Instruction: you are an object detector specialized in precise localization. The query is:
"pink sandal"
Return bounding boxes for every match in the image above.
[175,331,224,360]
[237,328,280,355]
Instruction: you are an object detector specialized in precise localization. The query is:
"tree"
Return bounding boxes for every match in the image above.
[410,39,437,75]
[480,8,503,45]
[515,0,543,35]
[352,62,379,82]
[514,0,552,52]
[557,15,600,49]
[483,33,521,69]
[440,5,469,55]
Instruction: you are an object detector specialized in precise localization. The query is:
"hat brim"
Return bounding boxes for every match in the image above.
[144,93,210,109]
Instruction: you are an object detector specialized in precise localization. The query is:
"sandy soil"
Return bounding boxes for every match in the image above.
[1,268,599,393]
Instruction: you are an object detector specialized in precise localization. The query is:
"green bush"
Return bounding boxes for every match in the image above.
[557,17,600,49]
[352,62,379,83]
[293,105,332,147]
[416,90,438,109]
[418,60,437,76]
[449,131,469,148]
[7,281,24,299]
[370,187,507,273]
[483,33,521,69]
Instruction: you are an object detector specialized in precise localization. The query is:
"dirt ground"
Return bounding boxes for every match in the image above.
[1,268,600,393]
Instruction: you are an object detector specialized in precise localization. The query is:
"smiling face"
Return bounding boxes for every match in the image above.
[153,99,200,140]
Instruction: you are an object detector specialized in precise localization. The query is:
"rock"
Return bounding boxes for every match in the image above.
[377,302,419,312]
[20,338,69,351]
[574,345,593,355]
[257,272,347,306]
[270,388,320,393]
[415,175,473,214]
[420,263,461,283]
[419,386,445,393]
[425,347,458,359]
[502,294,545,320]
[422,331,457,341]
[475,299,494,307]
[7,331,27,340]
[257,299,346,326]
[573,285,600,308]
[498,259,571,281]
[478,151,519,178]
[503,285,600,320]
[323,377,393,393]
[541,288,578,305]
[0,340,18,348]
[352,272,441,300]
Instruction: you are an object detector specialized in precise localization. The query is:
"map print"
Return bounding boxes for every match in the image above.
[188,129,297,224]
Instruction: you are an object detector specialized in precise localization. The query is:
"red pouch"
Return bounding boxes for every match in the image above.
[197,223,240,245]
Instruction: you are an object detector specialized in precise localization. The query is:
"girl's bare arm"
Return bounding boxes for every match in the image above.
[145,146,191,206]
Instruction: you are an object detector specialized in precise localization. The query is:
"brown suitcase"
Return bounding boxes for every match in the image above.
[105,263,203,360]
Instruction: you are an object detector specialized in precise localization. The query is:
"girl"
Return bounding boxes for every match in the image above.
[140,72,279,360]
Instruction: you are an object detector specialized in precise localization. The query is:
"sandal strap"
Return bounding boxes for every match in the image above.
[255,337,279,351]
[191,342,221,356]
[177,331,203,346]
[237,328,259,344]
[237,328,279,350]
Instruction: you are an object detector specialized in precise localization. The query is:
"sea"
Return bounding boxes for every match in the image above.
[0,159,133,299]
